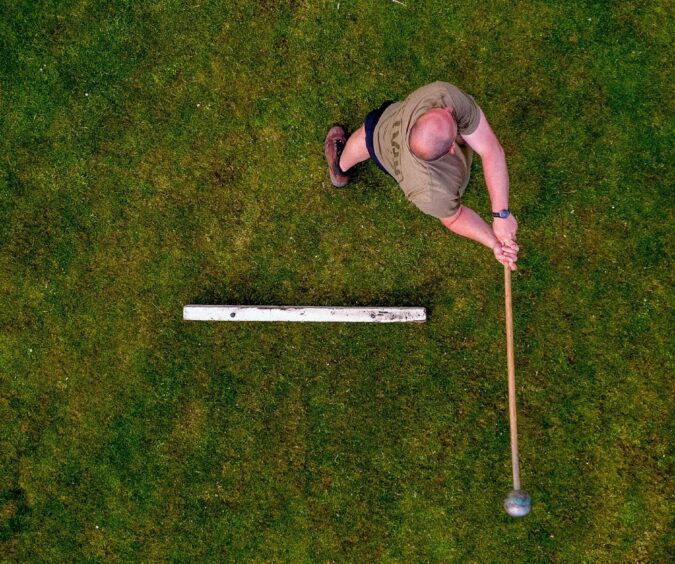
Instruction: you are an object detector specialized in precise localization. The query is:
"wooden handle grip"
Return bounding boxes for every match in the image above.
[504,265,521,490]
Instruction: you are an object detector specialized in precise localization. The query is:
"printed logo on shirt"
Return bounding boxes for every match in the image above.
[391,121,403,180]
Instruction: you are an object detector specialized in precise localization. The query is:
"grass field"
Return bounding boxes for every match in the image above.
[1,0,673,560]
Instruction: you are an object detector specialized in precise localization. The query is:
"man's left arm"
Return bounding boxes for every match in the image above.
[462,108,518,247]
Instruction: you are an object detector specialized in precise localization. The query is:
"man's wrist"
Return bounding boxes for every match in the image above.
[492,209,510,219]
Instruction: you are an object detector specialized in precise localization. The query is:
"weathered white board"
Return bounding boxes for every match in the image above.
[183,305,426,323]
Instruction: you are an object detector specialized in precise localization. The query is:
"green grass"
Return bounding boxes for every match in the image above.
[1,0,672,560]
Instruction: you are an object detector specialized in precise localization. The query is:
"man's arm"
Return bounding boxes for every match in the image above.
[462,108,518,246]
[441,206,518,270]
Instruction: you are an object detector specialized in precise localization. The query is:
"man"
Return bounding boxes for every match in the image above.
[324,81,519,270]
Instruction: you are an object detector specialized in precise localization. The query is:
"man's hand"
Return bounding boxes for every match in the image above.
[493,214,519,270]
[493,214,518,246]
[440,205,519,270]
[493,241,518,271]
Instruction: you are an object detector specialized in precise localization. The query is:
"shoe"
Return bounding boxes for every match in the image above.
[324,125,350,188]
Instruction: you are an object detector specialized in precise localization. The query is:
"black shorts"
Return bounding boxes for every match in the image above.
[364,101,394,176]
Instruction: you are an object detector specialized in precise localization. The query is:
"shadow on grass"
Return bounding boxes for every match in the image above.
[187,276,450,320]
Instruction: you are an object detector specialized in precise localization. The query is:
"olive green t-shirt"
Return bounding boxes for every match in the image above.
[373,81,481,218]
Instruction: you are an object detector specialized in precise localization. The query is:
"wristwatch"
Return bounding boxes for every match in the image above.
[492,209,511,219]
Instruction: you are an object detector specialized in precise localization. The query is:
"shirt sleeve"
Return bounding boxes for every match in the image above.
[444,83,480,135]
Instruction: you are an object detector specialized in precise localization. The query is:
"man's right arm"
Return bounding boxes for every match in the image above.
[462,108,518,248]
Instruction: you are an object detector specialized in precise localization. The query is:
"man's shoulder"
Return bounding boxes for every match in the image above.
[407,81,466,100]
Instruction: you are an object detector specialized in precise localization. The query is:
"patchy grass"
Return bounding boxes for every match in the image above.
[0,0,672,560]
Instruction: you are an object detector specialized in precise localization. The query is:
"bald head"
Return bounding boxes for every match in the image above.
[409,108,457,161]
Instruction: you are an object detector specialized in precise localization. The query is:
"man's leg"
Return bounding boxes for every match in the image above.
[339,125,369,172]
[325,100,394,188]
[325,124,370,188]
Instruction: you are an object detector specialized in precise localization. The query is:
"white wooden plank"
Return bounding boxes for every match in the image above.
[183,305,426,323]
